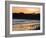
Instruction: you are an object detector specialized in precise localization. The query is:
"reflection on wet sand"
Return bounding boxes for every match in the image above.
[12,22,40,31]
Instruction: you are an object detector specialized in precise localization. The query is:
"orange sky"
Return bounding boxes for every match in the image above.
[12,7,40,14]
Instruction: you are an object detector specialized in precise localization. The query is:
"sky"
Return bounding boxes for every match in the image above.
[12,7,40,14]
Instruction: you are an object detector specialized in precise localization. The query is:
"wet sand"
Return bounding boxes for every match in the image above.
[12,23,40,31]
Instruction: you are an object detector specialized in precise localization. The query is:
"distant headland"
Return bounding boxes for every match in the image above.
[12,12,40,20]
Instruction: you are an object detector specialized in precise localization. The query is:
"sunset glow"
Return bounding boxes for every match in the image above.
[12,7,40,14]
